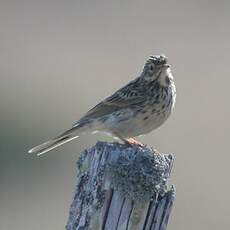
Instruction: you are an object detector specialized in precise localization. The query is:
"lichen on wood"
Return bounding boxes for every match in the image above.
[107,144,173,201]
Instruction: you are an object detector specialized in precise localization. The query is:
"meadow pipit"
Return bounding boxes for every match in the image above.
[29,55,176,155]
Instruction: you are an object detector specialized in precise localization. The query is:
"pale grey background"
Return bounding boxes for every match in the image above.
[1,0,230,229]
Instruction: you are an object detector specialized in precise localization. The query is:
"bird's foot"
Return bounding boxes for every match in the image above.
[125,138,144,147]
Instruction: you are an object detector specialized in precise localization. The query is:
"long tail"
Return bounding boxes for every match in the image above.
[28,123,88,156]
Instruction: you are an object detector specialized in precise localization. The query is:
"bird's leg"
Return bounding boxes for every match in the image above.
[111,130,142,147]
[111,129,144,147]
[125,138,144,147]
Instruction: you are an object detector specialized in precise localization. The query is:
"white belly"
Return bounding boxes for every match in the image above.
[102,105,172,138]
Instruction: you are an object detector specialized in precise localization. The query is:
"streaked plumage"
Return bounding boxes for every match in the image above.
[28,55,176,156]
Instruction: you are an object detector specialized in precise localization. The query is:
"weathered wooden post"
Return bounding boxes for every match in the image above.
[66,141,175,230]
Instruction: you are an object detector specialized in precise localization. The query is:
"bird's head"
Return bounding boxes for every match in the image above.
[142,55,173,87]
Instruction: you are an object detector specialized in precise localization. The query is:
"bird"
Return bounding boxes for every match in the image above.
[28,54,176,156]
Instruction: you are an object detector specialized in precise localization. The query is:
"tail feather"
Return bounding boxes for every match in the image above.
[28,135,79,156]
[28,124,87,156]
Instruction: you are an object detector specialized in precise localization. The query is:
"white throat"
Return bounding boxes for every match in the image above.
[158,68,173,87]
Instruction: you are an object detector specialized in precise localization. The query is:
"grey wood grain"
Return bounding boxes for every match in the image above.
[117,199,133,230]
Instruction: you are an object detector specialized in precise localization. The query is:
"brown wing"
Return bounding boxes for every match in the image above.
[75,80,145,124]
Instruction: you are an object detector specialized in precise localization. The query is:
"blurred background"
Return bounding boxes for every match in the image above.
[0,0,230,229]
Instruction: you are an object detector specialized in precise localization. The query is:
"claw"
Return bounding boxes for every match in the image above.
[125,138,144,147]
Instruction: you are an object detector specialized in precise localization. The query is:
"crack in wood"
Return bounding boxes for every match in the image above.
[102,189,114,230]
